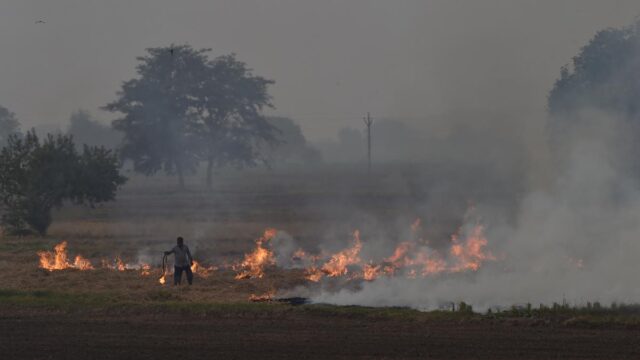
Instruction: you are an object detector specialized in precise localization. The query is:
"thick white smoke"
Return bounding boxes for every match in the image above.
[311,110,640,310]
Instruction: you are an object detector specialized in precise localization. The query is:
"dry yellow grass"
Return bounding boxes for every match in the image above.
[0,167,493,305]
[0,236,309,303]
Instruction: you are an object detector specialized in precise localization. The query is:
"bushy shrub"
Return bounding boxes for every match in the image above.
[0,130,126,235]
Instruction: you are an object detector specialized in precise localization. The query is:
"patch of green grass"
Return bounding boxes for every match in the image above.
[0,289,444,320]
[482,302,640,328]
[489,302,640,319]
[0,288,293,316]
[0,289,116,310]
[3,289,640,327]
[0,237,50,253]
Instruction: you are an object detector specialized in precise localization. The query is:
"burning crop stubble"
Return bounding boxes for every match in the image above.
[35,211,497,304]
[17,109,640,310]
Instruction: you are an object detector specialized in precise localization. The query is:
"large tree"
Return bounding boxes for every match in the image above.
[105,45,278,188]
[0,105,20,148]
[199,54,278,187]
[0,130,126,235]
[105,45,209,188]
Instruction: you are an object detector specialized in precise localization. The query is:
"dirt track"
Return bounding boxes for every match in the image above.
[2,313,639,359]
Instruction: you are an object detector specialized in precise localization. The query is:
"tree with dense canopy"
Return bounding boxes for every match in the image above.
[105,44,278,188]
[0,131,126,235]
[105,45,208,188]
[548,23,640,118]
[548,21,640,162]
[199,54,277,187]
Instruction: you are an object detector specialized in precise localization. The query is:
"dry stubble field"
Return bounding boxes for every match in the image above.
[1,166,639,359]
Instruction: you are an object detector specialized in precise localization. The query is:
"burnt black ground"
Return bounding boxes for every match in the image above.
[1,313,639,359]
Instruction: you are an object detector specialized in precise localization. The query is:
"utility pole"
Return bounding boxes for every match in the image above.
[363,112,373,173]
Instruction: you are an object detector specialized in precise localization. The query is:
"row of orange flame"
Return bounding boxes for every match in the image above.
[235,219,495,282]
[37,241,215,280]
[37,219,496,285]
[38,241,156,275]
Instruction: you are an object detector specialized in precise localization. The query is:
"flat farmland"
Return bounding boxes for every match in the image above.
[3,166,636,359]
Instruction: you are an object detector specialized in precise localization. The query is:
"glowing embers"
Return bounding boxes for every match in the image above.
[249,290,276,302]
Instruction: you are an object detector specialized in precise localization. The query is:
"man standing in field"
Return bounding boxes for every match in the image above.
[164,237,194,285]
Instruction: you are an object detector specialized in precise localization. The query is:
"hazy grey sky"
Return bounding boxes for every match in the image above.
[1,0,639,140]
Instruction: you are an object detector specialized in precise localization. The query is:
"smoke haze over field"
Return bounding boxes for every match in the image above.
[4,1,640,310]
[308,110,640,309]
[1,0,640,143]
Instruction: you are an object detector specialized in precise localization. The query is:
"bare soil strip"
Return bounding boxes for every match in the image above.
[1,310,640,360]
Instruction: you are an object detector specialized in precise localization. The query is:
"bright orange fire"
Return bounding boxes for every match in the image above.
[234,228,277,279]
[413,251,447,276]
[140,263,151,276]
[448,224,495,272]
[300,221,494,282]
[304,267,324,282]
[383,241,414,274]
[191,260,200,272]
[72,255,94,270]
[38,241,94,271]
[37,217,497,288]
[363,262,381,281]
[320,230,362,277]
[40,242,161,278]
[191,260,217,277]
[115,257,126,271]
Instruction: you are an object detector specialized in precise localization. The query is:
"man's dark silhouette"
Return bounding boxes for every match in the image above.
[164,237,194,285]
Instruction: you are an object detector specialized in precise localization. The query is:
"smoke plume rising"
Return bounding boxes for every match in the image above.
[305,109,640,310]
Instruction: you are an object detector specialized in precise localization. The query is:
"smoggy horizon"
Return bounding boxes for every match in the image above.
[1,1,639,141]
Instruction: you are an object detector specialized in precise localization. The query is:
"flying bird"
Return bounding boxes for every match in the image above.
[35,20,46,24]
